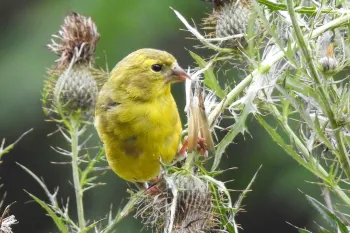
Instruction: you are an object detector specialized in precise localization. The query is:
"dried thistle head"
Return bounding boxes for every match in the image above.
[48,12,100,69]
[136,172,217,233]
[187,84,215,155]
[0,215,17,233]
[43,12,105,118]
[0,204,18,233]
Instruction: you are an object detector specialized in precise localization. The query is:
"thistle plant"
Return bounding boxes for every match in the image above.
[13,8,260,233]
[18,12,117,233]
[12,0,350,231]
[0,130,32,233]
[172,0,350,231]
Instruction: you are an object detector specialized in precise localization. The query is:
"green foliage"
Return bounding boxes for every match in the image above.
[305,195,348,233]
[0,129,32,159]
[175,0,350,232]
[189,51,225,99]
[3,0,350,232]
[25,191,69,233]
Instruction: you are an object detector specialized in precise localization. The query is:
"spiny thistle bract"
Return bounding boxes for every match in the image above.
[43,12,103,118]
[135,172,218,233]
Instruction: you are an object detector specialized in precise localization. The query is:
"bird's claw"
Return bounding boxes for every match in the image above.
[178,136,209,157]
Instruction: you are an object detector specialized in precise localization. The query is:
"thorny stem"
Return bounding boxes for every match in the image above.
[183,151,198,171]
[206,11,350,172]
[257,0,350,14]
[208,11,350,127]
[286,0,350,180]
[172,8,233,53]
[263,103,350,206]
[69,118,85,229]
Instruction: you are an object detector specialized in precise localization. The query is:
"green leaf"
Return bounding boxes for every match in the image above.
[0,129,33,158]
[298,229,313,233]
[305,194,348,233]
[234,165,261,210]
[25,191,69,233]
[256,115,307,167]
[212,106,251,171]
[101,190,143,233]
[189,51,225,99]
[317,225,331,233]
[287,222,313,233]
[203,175,237,233]
[79,219,104,233]
[256,0,286,11]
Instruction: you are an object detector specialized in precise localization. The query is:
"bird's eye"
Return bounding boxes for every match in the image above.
[151,64,162,72]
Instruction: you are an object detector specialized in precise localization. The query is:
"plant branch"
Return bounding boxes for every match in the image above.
[69,119,85,229]
[257,104,350,206]
[208,10,350,128]
[286,0,350,179]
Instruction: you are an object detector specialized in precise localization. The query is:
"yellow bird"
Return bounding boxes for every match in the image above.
[95,49,189,182]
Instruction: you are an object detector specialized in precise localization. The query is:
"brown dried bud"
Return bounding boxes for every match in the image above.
[47,12,100,69]
[43,12,104,118]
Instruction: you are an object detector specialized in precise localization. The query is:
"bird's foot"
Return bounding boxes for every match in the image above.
[178,136,209,157]
[135,177,161,195]
[145,177,161,195]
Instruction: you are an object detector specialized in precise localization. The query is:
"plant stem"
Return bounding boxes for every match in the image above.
[262,103,350,206]
[184,151,197,171]
[286,0,350,180]
[208,11,350,127]
[70,118,85,229]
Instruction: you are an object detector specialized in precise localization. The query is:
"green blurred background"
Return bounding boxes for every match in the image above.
[0,0,322,232]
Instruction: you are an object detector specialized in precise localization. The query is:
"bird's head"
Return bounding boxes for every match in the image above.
[110,49,190,100]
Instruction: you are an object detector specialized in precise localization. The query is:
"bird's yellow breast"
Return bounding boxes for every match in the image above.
[95,93,182,182]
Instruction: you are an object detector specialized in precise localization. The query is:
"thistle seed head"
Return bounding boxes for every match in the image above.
[171,174,213,232]
[0,215,18,233]
[48,12,100,69]
[136,173,217,233]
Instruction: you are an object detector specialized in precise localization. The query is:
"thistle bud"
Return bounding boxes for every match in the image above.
[317,32,339,73]
[319,56,338,73]
[215,0,258,47]
[43,12,102,118]
[54,64,98,114]
[48,12,100,69]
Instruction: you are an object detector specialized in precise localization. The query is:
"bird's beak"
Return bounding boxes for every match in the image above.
[166,65,191,83]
